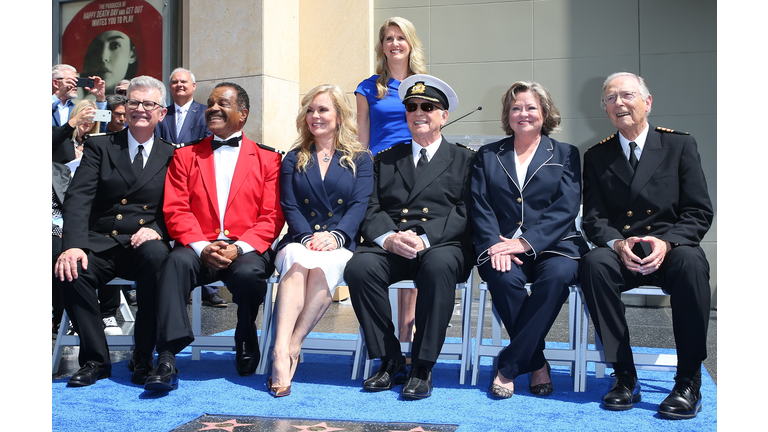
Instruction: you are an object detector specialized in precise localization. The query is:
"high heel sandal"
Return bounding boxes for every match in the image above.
[488,371,514,399]
[268,356,294,397]
[529,362,553,396]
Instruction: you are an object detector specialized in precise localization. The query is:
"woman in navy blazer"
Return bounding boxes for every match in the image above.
[269,85,373,397]
[471,81,589,398]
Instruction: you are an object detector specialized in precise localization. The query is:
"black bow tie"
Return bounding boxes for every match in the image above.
[211,136,241,151]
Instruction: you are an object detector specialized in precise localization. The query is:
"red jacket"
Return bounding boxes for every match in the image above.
[163,134,284,254]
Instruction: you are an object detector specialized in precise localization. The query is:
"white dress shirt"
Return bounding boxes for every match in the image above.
[189,132,255,257]
[374,136,443,250]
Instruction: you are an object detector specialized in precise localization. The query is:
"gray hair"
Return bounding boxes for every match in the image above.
[127,75,167,105]
[106,94,127,111]
[600,72,652,113]
[170,67,196,84]
[52,64,76,79]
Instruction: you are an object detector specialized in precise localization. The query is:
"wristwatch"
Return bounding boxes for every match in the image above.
[235,244,244,257]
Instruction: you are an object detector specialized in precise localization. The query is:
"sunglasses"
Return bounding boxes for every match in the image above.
[405,102,443,112]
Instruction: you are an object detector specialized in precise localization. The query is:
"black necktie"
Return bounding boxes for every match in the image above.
[416,148,429,176]
[133,145,144,176]
[211,136,241,151]
[628,141,639,171]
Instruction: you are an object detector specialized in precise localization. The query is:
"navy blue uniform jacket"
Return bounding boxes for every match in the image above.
[471,135,589,264]
[277,147,374,252]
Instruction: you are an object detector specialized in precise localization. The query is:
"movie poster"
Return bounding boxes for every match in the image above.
[61,0,164,97]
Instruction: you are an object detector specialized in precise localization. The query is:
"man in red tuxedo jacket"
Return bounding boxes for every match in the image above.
[144,82,284,392]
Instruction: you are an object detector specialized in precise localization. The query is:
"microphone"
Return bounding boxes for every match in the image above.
[443,106,482,129]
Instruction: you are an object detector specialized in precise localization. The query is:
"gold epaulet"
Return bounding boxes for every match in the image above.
[599,134,615,144]
[174,138,204,149]
[455,142,477,152]
[655,126,689,135]
[377,142,408,155]
[257,142,285,155]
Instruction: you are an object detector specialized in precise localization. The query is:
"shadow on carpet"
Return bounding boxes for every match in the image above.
[52,336,717,432]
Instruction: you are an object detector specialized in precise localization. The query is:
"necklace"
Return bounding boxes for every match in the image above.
[320,148,332,162]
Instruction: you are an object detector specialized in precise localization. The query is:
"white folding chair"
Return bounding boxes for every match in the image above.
[52,278,137,374]
[580,285,678,389]
[359,271,475,385]
[256,280,366,379]
[189,276,279,361]
[471,281,586,391]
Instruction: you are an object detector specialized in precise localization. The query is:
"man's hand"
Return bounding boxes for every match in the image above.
[201,241,234,271]
[55,248,88,282]
[383,230,425,259]
[130,227,161,249]
[614,236,671,276]
[86,76,106,102]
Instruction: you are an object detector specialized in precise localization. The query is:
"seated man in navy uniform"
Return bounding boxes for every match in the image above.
[580,72,713,419]
[54,76,176,387]
[344,74,475,400]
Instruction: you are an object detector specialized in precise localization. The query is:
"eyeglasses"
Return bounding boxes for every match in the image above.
[115,89,127,96]
[602,91,640,105]
[405,102,443,113]
[126,99,163,111]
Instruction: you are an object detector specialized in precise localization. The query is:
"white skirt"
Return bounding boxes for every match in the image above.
[275,242,352,296]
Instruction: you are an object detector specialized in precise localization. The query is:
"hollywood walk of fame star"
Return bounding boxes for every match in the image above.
[388,427,429,432]
[197,418,252,431]
[292,421,346,431]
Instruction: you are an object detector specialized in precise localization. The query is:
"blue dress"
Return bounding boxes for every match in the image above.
[355,75,412,156]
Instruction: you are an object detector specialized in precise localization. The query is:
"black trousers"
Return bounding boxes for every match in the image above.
[154,245,275,355]
[478,253,577,379]
[52,236,120,326]
[344,244,472,366]
[579,245,711,378]
[58,240,171,367]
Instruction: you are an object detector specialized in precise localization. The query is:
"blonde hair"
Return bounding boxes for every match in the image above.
[374,17,427,99]
[70,99,101,141]
[293,84,370,176]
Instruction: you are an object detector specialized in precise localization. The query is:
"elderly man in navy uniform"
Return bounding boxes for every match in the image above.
[580,72,713,419]
[345,74,475,400]
[54,76,176,387]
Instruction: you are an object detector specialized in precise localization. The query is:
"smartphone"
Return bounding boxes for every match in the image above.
[76,77,95,88]
[93,110,111,122]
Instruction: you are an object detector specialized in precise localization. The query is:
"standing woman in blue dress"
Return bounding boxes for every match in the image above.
[471,81,589,398]
[355,16,427,347]
[269,84,373,397]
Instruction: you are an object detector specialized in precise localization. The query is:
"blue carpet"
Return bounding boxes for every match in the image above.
[52,334,717,432]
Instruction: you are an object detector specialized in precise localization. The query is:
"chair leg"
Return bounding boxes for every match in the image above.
[256,280,275,375]
[191,286,203,361]
[471,288,487,386]
[52,310,71,374]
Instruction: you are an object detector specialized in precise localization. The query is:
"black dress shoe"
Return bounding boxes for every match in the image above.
[67,362,112,387]
[402,364,433,400]
[236,341,260,376]
[128,352,155,385]
[144,362,179,392]
[203,293,228,308]
[658,376,703,419]
[602,371,641,410]
[363,357,407,392]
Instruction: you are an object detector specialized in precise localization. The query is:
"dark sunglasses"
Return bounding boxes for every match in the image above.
[405,102,442,112]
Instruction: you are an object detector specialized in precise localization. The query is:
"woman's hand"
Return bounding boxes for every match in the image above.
[487,235,531,271]
[308,231,337,252]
